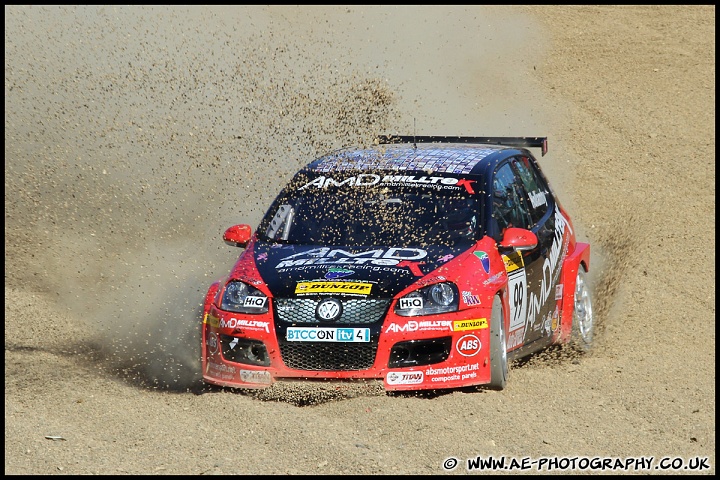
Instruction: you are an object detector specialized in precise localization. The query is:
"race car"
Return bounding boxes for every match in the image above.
[201,136,593,392]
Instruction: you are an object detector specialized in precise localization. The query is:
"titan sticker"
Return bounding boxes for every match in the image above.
[386,371,424,385]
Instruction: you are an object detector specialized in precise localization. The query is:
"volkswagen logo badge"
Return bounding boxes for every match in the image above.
[316,298,342,322]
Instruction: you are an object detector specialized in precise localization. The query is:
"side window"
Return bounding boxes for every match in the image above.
[492,162,532,232]
[511,156,550,226]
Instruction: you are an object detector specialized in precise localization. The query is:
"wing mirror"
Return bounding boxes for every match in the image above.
[223,224,252,248]
[498,227,538,251]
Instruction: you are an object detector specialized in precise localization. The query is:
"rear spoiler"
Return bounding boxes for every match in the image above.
[377,135,548,157]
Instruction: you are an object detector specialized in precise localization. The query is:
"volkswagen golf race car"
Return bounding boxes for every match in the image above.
[201,136,593,392]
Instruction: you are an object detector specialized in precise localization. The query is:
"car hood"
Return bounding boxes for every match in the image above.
[250,241,475,298]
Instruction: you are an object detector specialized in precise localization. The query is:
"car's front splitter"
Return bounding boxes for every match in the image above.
[201,309,494,392]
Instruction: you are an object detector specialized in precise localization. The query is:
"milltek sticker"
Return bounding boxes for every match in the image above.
[453,318,488,331]
[295,281,372,295]
[286,327,370,342]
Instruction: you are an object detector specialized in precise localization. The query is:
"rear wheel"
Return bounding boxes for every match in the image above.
[570,267,594,352]
[487,295,508,390]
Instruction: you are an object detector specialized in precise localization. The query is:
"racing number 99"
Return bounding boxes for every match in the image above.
[512,281,524,323]
[506,269,527,333]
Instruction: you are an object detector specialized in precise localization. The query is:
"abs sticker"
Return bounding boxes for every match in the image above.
[206,331,219,355]
[456,334,481,357]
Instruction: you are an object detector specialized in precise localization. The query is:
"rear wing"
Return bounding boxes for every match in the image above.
[377,135,548,157]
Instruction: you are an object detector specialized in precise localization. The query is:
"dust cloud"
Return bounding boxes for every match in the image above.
[5,5,572,390]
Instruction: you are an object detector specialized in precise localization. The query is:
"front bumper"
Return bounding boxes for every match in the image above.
[201,302,494,392]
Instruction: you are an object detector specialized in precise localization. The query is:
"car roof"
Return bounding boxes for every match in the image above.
[303,137,547,176]
[305,143,511,176]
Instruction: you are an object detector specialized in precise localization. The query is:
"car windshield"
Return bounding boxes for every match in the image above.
[258,188,481,248]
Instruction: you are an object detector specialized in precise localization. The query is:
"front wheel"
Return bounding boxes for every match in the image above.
[570,266,594,352]
[487,295,508,390]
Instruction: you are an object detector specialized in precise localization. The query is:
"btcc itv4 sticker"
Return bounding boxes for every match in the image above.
[286,327,370,342]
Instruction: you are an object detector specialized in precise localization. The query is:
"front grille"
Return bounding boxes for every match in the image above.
[279,342,377,371]
[274,298,390,324]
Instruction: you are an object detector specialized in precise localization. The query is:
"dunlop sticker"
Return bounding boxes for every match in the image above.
[295,281,372,295]
[203,313,220,328]
[453,318,488,331]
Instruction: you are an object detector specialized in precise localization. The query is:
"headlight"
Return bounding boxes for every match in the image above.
[220,281,269,314]
[394,282,459,317]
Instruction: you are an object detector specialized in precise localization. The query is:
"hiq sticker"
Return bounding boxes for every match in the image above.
[243,296,267,307]
[398,297,423,309]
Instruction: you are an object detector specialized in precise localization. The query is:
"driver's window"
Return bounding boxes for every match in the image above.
[511,156,550,226]
[492,163,531,231]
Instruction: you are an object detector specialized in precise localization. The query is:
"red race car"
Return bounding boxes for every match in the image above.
[201,136,593,391]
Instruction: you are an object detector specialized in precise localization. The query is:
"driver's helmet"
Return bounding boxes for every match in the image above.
[444,197,477,238]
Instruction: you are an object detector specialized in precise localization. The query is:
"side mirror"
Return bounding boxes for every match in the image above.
[223,224,252,248]
[498,227,538,251]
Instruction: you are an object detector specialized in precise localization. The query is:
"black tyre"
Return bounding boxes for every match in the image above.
[570,266,594,352]
[487,295,508,390]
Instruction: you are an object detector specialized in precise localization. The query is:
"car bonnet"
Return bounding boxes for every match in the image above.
[251,242,475,299]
